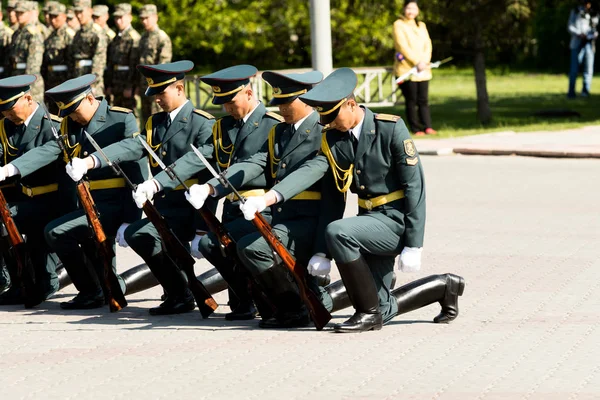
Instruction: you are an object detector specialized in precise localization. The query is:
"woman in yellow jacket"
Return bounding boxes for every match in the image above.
[393,0,436,135]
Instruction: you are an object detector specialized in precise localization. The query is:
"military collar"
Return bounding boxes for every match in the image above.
[349,107,366,141]
[23,103,39,128]
[84,98,109,134]
[242,101,261,124]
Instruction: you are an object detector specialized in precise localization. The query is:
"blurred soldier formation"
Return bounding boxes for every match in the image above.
[1,0,172,121]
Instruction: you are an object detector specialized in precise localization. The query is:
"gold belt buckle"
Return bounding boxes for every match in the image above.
[364,199,373,211]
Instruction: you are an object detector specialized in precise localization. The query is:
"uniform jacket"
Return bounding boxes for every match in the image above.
[210,111,345,256]
[273,107,426,249]
[138,27,172,90]
[69,22,107,94]
[392,16,432,81]
[11,99,146,223]
[42,24,75,89]
[154,102,282,223]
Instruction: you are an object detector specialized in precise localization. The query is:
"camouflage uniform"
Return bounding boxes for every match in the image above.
[69,0,107,96]
[9,2,45,102]
[138,4,172,123]
[106,4,140,110]
[0,22,13,79]
[66,7,80,32]
[42,3,75,112]
[32,2,51,40]
[92,5,115,42]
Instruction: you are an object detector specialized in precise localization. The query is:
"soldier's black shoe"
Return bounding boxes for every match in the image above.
[258,310,311,329]
[60,294,105,310]
[333,311,383,333]
[0,281,10,297]
[149,291,195,316]
[0,287,24,305]
[225,302,257,321]
[434,274,465,324]
[315,274,331,287]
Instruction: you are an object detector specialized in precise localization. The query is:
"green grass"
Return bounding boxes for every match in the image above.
[186,68,600,138]
[370,68,600,138]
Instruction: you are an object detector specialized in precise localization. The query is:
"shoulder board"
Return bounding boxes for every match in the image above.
[45,114,62,123]
[5,26,14,35]
[158,29,169,39]
[27,25,37,35]
[265,111,284,122]
[375,113,401,123]
[107,29,116,40]
[193,109,215,120]
[66,27,76,38]
[110,106,133,114]
[129,29,141,40]
[93,23,103,33]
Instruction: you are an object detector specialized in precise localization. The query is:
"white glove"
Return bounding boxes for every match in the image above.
[0,166,7,182]
[133,180,158,209]
[398,247,423,272]
[115,223,130,248]
[190,233,205,259]
[65,157,88,182]
[240,196,267,221]
[307,253,331,277]
[184,184,211,210]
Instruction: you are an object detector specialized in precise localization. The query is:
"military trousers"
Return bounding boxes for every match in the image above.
[325,215,401,322]
[5,196,62,297]
[44,202,125,296]
[236,217,331,310]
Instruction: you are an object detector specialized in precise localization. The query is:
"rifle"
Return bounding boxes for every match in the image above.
[395,56,453,84]
[137,137,275,317]
[0,188,39,307]
[189,144,332,330]
[41,104,126,312]
[126,135,218,317]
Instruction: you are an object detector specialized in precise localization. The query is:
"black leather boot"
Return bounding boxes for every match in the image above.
[325,279,351,312]
[59,253,105,310]
[197,268,228,295]
[257,266,309,329]
[221,264,258,321]
[57,263,72,291]
[146,252,195,316]
[392,273,465,323]
[333,256,382,333]
[121,264,159,295]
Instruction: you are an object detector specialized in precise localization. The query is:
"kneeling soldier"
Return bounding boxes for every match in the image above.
[0,75,65,306]
[69,61,217,315]
[0,74,146,309]
[240,68,466,332]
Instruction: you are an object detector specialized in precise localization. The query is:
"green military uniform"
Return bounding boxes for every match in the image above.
[0,20,13,79]
[0,75,63,305]
[271,68,465,332]
[92,61,216,315]
[138,4,172,125]
[42,3,75,113]
[8,74,146,309]
[92,6,116,42]
[203,71,349,327]
[9,2,45,103]
[106,4,140,110]
[153,65,282,317]
[69,0,107,97]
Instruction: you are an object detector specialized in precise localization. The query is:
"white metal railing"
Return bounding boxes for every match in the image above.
[185,66,402,111]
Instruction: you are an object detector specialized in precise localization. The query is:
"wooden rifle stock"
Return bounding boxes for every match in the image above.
[75,181,127,312]
[250,212,332,330]
[142,201,217,318]
[0,189,39,307]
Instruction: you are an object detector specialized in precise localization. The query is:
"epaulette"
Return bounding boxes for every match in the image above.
[110,106,133,113]
[6,26,14,35]
[93,23,103,33]
[158,29,169,40]
[265,111,284,122]
[66,27,76,38]
[26,25,37,35]
[129,29,141,40]
[375,113,401,122]
[45,114,62,123]
[193,109,215,120]
[107,29,116,40]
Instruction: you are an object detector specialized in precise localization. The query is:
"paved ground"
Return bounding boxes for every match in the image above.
[417,125,600,158]
[1,155,599,399]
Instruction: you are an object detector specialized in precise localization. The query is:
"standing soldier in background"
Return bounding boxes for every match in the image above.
[31,1,51,40]
[66,7,80,32]
[9,1,45,103]
[42,2,75,112]
[70,0,107,96]
[138,4,171,124]
[7,1,19,31]
[0,3,14,79]
[92,5,115,43]
[106,4,140,111]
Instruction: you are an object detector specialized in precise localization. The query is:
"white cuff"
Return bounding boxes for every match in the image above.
[91,155,101,169]
[210,185,219,197]
[272,190,283,203]
[6,164,19,177]
[152,179,163,192]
